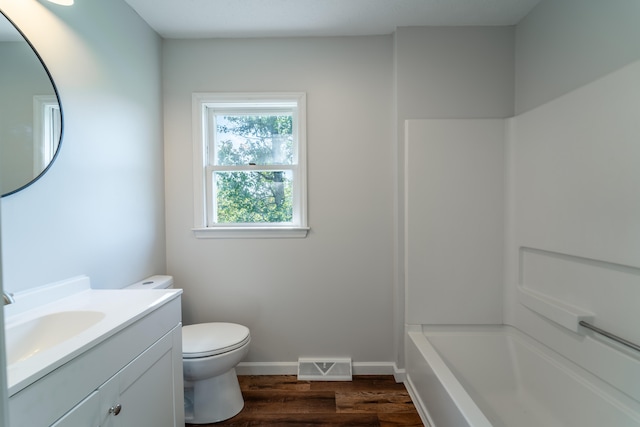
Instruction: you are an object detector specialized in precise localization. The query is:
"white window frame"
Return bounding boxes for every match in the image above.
[192,92,308,238]
[33,95,61,174]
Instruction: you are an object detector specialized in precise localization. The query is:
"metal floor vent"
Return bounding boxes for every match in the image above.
[297,357,352,381]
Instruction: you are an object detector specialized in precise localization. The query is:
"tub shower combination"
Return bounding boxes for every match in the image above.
[405,325,640,427]
[402,60,640,426]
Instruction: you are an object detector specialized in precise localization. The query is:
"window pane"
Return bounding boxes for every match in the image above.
[214,170,293,223]
[215,114,293,166]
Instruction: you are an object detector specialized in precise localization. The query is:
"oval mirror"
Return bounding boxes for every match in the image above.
[0,10,63,197]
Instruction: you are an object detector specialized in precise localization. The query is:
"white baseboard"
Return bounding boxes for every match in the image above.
[237,361,406,381]
[236,362,298,375]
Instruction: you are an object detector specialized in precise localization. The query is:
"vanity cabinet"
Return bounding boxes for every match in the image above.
[8,296,184,427]
[97,326,179,427]
[50,392,99,427]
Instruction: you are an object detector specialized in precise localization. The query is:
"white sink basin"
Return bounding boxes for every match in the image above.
[5,310,105,365]
[4,276,182,396]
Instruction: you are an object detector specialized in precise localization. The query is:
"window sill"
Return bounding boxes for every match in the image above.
[192,227,310,239]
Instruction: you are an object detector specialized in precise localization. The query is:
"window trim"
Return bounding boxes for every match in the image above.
[33,95,60,174]
[192,92,308,238]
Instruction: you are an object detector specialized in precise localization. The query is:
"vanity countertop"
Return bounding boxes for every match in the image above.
[4,276,182,396]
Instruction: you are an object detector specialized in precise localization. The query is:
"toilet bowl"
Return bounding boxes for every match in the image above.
[126,276,251,424]
[183,322,250,423]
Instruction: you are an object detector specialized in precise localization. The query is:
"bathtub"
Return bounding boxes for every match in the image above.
[405,325,640,427]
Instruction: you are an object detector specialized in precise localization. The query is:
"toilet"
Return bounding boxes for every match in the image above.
[126,275,251,424]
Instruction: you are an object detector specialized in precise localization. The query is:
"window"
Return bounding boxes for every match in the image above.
[192,93,308,238]
[33,95,61,173]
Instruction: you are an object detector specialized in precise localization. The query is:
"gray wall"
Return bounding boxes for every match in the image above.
[163,36,396,366]
[515,0,640,114]
[163,28,515,368]
[0,0,166,292]
[396,26,515,121]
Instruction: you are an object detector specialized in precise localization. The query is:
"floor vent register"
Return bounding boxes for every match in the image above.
[297,357,352,381]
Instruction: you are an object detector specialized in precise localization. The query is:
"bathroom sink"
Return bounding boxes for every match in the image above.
[4,277,182,396]
[5,311,106,365]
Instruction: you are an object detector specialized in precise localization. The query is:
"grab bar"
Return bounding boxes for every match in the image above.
[579,321,640,353]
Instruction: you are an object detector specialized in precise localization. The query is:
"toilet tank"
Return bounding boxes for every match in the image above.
[125,275,174,290]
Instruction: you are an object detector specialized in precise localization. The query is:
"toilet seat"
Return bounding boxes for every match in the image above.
[182,322,250,359]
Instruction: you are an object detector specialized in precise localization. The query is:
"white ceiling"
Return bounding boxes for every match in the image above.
[123,0,541,39]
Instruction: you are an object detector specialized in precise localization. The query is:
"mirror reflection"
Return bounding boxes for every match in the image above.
[0,11,62,197]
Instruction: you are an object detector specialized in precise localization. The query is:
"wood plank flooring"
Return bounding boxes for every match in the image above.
[186,375,424,427]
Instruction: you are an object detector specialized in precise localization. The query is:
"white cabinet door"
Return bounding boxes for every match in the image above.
[99,328,180,427]
[50,391,100,427]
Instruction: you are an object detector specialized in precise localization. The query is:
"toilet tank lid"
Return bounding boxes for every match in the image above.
[125,275,173,290]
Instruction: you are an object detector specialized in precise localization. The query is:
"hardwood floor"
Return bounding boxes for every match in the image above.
[186,375,424,427]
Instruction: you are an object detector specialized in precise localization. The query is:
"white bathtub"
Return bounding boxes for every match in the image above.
[405,325,640,427]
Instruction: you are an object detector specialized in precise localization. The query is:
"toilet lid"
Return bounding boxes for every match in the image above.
[182,322,250,359]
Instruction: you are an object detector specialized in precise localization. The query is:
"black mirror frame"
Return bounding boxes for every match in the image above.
[0,9,64,198]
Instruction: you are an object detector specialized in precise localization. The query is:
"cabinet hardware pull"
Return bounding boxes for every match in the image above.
[109,403,122,416]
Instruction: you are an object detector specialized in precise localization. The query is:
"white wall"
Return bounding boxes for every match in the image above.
[163,36,396,366]
[515,0,640,114]
[395,27,514,353]
[506,0,640,402]
[506,58,640,405]
[405,119,505,325]
[0,0,166,292]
